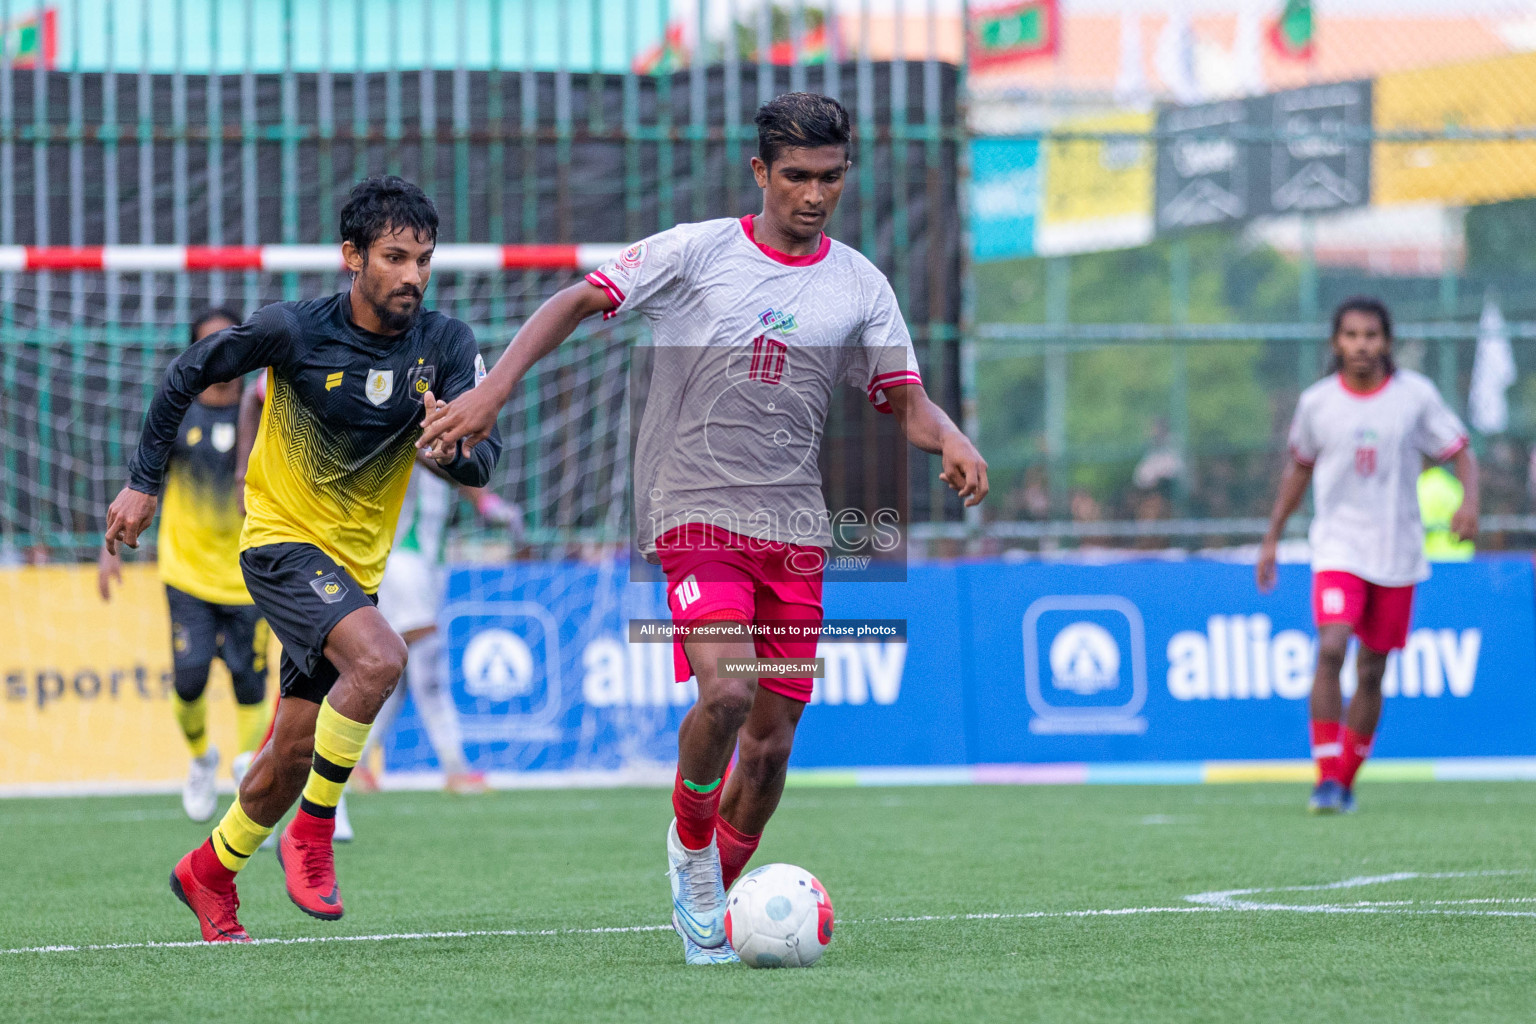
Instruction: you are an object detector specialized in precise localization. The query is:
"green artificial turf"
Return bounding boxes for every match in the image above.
[2,782,1534,1023]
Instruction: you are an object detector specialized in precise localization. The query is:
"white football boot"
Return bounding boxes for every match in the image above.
[681,929,740,965]
[333,793,355,843]
[666,819,728,949]
[182,746,220,822]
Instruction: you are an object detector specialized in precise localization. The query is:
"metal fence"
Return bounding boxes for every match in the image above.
[0,0,965,558]
[7,1,1536,557]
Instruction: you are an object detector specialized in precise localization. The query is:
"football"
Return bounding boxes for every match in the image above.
[723,863,834,968]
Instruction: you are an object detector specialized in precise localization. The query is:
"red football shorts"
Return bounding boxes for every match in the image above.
[655,524,825,704]
[1311,570,1415,653]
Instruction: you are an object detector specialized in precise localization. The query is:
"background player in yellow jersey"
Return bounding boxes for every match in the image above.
[97,308,269,823]
[104,176,502,942]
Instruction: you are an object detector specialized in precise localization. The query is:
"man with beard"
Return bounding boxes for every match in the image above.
[104,175,502,941]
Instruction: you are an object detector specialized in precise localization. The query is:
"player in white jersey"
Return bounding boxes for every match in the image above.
[418,92,988,964]
[1257,297,1478,814]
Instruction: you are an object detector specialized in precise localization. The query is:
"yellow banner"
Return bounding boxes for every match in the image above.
[1374,51,1536,206]
[0,565,275,792]
[1039,109,1155,256]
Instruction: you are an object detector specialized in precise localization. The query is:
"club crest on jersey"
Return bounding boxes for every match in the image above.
[365,368,394,406]
[474,353,488,387]
[618,241,647,270]
[210,422,236,452]
[758,307,799,334]
[405,364,436,404]
[1354,427,1378,477]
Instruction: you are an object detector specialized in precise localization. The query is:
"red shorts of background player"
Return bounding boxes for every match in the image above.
[655,523,824,703]
[1311,570,1414,653]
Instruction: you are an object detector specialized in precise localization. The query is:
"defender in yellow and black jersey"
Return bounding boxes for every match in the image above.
[107,176,502,942]
[99,308,270,824]
[125,280,501,669]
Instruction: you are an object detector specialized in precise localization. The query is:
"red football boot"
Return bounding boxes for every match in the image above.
[169,847,253,943]
[277,815,344,920]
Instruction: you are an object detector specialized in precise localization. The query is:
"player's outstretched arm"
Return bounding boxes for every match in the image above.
[1449,446,1480,542]
[884,383,989,508]
[107,306,293,553]
[418,280,614,458]
[1257,456,1313,592]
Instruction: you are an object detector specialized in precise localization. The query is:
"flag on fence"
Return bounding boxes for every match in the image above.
[633,20,687,75]
[769,23,830,65]
[3,7,55,70]
[1268,0,1314,61]
[969,0,1060,70]
[1469,292,1517,435]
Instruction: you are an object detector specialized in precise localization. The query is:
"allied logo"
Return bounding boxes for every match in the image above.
[1023,596,1148,735]
[186,426,203,447]
[210,422,236,453]
[758,307,799,334]
[310,573,348,604]
[325,371,344,391]
[366,369,394,406]
[462,628,535,702]
[1048,621,1121,696]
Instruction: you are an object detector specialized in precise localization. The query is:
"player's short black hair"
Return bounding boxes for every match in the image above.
[755,92,852,167]
[1328,295,1396,375]
[188,307,241,346]
[339,175,439,256]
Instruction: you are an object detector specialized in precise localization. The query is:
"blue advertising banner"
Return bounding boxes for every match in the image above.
[387,557,1536,773]
[960,558,1536,764]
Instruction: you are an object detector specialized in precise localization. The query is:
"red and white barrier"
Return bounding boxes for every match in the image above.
[0,243,626,273]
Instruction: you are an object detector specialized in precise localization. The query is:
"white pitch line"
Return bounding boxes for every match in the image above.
[8,871,1534,956]
[0,923,676,955]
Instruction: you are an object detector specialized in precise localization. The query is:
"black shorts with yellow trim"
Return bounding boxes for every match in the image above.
[239,542,378,705]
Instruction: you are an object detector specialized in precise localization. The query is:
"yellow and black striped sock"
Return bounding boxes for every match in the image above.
[173,694,209,758]
[299,698,371,820]
[234,701,268,758]
[210,799,274,874]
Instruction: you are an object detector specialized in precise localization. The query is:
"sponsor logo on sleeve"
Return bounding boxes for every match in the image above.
[618,241,647,270]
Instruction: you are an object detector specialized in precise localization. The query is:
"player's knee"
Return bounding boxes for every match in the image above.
[353,635,409,695]
[1316,634,1350,668]
[173,664,212,703]
[698,684,754,733]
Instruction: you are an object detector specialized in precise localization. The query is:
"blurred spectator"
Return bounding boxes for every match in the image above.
[1004,465,1052,521]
